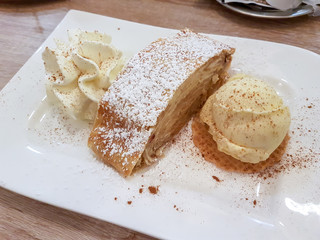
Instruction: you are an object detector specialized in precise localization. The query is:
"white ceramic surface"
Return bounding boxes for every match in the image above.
[0,10,319,240]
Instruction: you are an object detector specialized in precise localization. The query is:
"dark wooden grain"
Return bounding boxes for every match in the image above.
[0,0,319,239]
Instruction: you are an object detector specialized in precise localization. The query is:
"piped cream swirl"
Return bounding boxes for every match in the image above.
[42,29,125,120]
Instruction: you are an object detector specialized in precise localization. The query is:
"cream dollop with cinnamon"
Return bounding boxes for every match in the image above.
[200,74,291,163]
[42,29,125,120]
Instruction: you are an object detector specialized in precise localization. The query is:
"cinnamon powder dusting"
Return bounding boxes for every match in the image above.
[173,204,183,212]
[148,186,159,194]
[253,200,257,207]
[256,98,320,180]
[212,176,221,182]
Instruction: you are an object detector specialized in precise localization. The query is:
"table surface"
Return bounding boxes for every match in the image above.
[0,0,319,239]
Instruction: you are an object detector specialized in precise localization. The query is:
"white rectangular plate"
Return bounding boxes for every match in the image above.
[1,10,319,240]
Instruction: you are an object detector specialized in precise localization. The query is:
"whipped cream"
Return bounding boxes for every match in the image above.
[200,74,291,164]
[42,29,125,120]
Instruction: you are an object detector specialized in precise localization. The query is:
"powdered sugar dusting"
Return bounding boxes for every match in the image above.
[90,29,233,175]
[103,29,232,126]
[94,124,150,158]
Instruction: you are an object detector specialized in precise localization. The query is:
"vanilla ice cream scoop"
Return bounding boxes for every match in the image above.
[200,74,291,164]
[42,30,125,120]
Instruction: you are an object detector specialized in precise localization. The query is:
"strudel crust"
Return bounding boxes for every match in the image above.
[88,29,235,176]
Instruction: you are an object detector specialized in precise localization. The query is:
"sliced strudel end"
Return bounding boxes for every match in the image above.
[88,29,235,176]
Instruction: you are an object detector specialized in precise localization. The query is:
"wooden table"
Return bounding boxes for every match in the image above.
[0,0,319,239]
